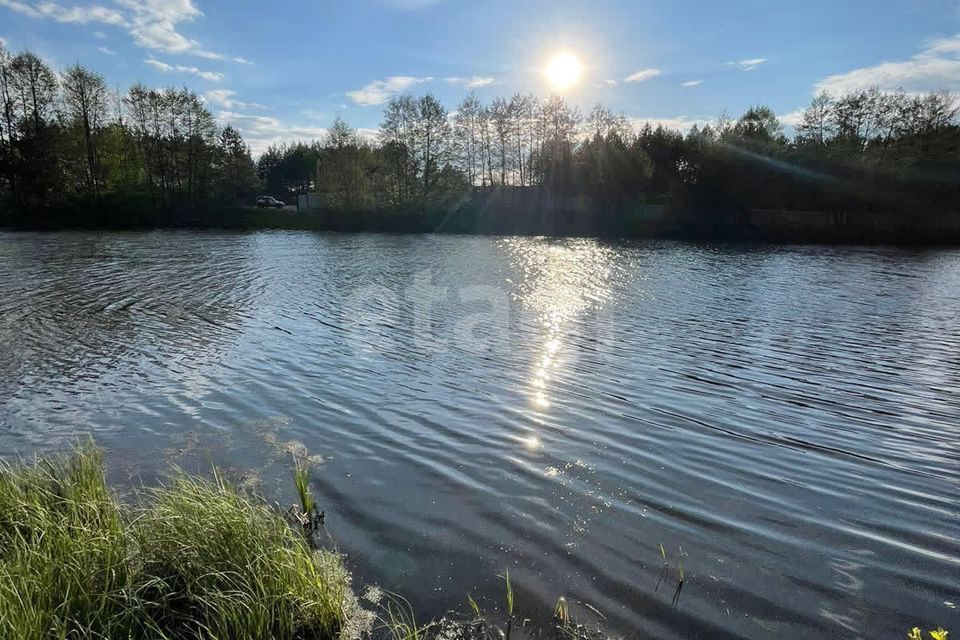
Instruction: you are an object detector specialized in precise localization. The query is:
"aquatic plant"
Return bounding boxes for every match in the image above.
[458,581,602,640]
[467,592,482,619]
[655,543,670,593]
[289,454,325,542]
[502,567,515,640]
[294,455,317,516]
[672,560,685,606]
[554,596,570,628]
[654,543,686,606]
[377,591,435,640]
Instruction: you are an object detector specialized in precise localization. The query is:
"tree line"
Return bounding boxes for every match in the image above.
[260,87,960,219]
[2,45,958,230]
[0,44,257,223]
[259,93,617,210]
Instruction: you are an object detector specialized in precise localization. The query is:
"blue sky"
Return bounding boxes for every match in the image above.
[2,0,959,154]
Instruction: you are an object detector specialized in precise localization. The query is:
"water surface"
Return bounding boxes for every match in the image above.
[1,231,958,639]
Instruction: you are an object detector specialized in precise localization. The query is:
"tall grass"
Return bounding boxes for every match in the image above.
[290,455,325,543]
[135,468,349,639]
[294,457,317,517]
[0,445,134,639]
[0,444,353,640]
[376,592,434,640]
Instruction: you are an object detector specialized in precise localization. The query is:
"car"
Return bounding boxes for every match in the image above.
[256,195,285,209]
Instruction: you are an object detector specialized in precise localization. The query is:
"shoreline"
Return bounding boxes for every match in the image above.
[0,443,604,640]
[1,444,953,640]
[4,201,960,247]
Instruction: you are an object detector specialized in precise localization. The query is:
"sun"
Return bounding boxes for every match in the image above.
[544,51,583,91]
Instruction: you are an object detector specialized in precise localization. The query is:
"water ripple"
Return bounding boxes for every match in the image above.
[1,231,958,639]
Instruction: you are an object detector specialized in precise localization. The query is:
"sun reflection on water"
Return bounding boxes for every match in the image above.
[521,435,542,450]
[500,238,620,431]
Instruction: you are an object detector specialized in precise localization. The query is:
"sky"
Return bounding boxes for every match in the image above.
[2,0,960,155]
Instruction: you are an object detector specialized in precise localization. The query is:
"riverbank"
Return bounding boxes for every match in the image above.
[3,188,960,245]
[0,444,604,640]
[3,445,952,640]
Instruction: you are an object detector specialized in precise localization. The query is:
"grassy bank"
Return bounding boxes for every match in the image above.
[0,444,353,639]
[0,444,596,640]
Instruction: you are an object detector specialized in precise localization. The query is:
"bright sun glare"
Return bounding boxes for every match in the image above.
[544,51,583,91]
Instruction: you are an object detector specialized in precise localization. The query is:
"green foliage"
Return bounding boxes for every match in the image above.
[377,592,434,640]
[0,444,351,640]
[294,456,316,516]
[467,592,482,619]
[216,124,259,204]
[458,577,599,640]
[0,444,133,639]
[0,44,259,221]
[502,567,514,616]
[135,469,347,639]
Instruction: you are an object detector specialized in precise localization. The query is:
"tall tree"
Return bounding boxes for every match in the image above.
[796,91,835,147]
[62,64,108,199]
[488,97,512,185]
[509,93,536,186]
[1,50,59,206]
[416,94,451,202]
[321,116,365,208]
[539,95,580,194]
[732,105,784,144]
[453,93,483,185]
[215,124,258,203]
[0,45,19,204]
[380,95,419,204]
[11,52,57,137]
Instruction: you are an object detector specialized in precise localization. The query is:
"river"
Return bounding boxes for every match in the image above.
[0,231,957,639]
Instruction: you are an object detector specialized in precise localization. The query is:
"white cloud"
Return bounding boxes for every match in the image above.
[97,45,115,55]
[347,76,432,106]
[300,108,325,120]
[778,109,804,127]
[216,110,327,156]
[194,49,252,64]
[681,79,702,87]
[0,0,125,24]
[0,0,251,63]
[930,33,960,55]
[729,58,767,71]
[215,109,381,157]
[815,34,960,94]
[445,75,496,88]
[93,30,105,38]
[356,127,379,141]
[627,115,710,133]
[624,68,661,83]
[146,57,222,82]
[203,89,265,110]
[0,36,6,48]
